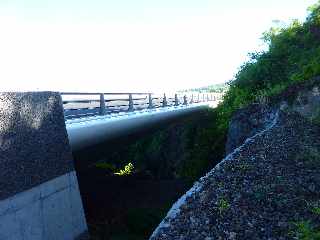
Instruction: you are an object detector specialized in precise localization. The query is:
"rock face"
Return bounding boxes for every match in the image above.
[225,104,276,155]
[149,81,320,240]
[226,79,320,155]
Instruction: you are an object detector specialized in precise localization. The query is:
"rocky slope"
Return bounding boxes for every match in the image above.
[149,82,320,240]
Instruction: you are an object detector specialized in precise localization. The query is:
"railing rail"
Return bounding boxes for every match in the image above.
[61,92,223,120]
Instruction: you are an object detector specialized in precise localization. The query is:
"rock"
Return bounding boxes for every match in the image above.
[225,104,276,155]
[149,108,320,240]
[149,79,320,240]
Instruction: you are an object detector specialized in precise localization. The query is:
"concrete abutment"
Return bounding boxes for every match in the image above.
[0,92,88,240]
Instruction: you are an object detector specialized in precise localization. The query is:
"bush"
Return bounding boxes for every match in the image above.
[215,2,320,138]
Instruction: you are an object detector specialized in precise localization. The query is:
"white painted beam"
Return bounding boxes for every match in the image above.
[66,103,210,151]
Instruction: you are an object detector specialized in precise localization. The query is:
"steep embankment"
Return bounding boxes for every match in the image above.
[150,83,320,239]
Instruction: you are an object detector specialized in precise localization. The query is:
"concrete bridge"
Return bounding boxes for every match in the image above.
[0,91,221,240]
[62,92,222,151]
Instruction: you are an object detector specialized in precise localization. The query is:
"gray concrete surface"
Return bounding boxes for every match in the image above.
[0,171,87,240]
[0,92,88,239]
[0,92,73,200]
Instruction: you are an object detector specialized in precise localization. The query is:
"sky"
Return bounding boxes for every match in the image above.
[0,0,318,93]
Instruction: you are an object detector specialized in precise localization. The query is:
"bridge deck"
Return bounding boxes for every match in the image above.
[61,92,223,120]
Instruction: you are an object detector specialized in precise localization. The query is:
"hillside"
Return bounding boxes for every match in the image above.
[149,2,320,240]
[150,80,320,239]
[216,2,320,134]
[178,83,228,94]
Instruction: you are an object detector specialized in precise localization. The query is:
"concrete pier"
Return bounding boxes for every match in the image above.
[0,92,88,240]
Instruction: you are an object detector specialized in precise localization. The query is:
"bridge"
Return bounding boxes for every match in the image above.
[0,90,222,240]
[62,92,222,151]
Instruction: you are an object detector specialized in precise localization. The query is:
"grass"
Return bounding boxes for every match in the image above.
[217,198,230,214]
[292,221,320,240]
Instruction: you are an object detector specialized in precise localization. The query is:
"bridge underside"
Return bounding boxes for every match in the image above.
[66,103,212,151]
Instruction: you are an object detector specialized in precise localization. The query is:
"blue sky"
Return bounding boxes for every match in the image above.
[0,0,318,92]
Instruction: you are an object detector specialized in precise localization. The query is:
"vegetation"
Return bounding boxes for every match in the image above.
[215,2,320,134]
[292,221,320,240]
[88,4,320,239]
[309,200,320,215]
[95,161,135,176]
[217,198,230,214]
[94,2,320,183]
[114,162,135,176]
[123,2,320,182]
[129,109,226,181]
[179,83,228,93]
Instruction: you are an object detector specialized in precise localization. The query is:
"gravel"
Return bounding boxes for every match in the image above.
[149,110,320,240]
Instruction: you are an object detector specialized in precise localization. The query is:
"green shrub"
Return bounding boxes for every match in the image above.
[115,162,135,176]
[214,1,320,148]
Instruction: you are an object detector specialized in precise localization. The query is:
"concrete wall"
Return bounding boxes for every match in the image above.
[0,92,88,240]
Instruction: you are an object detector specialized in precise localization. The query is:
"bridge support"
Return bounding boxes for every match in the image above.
[190,94,194,104]
[174,94,179,106]
[0,92,88,240]
[128,93,134,111]
[148,93,153,109]
[183,95,188,105]
[99,93,106,115]
[162,93,167,107]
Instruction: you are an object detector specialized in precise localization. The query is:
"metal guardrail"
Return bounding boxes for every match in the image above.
[61,92,222,120]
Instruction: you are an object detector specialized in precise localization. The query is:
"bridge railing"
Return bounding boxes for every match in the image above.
[61,92,223,120]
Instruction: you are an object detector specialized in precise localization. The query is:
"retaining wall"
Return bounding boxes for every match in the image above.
[0,92,88,240]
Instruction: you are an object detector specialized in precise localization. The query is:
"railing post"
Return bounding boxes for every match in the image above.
[174,94,179,106]
[202,94,205,102]
[99,93,106,115]
[162,93,167,107]
[197,94,200,103]
[128,93,134,112]
[148,93,153,109]
[190,94,194,104]
[183,95,188,105]
[207,94,209,102]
